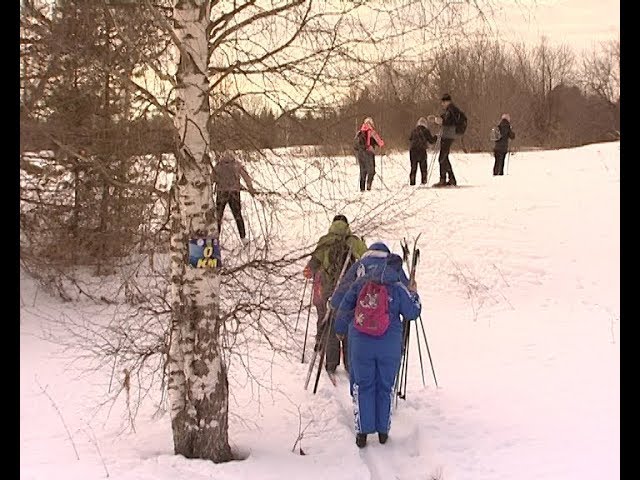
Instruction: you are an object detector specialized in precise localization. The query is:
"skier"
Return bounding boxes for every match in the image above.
[332,242,410,310]
[330,242,410,396]
[353,117,385,192]
[492,113,515,176]
[433,93,465,187]
[303,215,368,373]
[213,151,257,245]
[408,117,438,186]
[334,248,421,448]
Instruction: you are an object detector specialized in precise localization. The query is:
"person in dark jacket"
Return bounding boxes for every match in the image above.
[408,117,438,185]
[433,93,462,187]
[334,249,421,448]
[493,113,515,176]
[213,152,257,245]
[303,215,368,373]
[354,117,385,192]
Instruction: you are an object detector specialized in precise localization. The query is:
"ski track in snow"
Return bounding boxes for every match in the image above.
[21,142,620,480]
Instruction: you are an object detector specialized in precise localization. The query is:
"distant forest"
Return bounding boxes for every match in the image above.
[22,37,619,157]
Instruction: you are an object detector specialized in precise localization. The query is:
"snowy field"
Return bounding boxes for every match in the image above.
[20,141,620,480]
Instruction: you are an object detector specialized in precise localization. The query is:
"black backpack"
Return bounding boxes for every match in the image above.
[353,130,367,152]
[454,108,468,135]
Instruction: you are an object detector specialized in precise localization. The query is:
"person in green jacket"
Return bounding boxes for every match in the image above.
[304,215,368,373]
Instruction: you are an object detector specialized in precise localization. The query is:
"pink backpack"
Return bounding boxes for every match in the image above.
[353,281,390,336]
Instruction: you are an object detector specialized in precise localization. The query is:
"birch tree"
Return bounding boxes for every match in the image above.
[167,0,232,461]
[166,0,497,463]
[22,0,500,463]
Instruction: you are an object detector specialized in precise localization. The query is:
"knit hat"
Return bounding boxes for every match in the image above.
[332,214,349,225]
[501,113,511,122]
[440,93,452,102]
[368,242,390,253]
[417,117,429,128]
[363,117,375,128]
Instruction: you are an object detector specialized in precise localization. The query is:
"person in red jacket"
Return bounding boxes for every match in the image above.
[353,117,385,192]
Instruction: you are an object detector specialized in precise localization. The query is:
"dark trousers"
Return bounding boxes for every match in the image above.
[409,148,428,185]
[357,150,376,191]
[493,150,507,175]
[438,138,456,183]
[216,190,246,239]
[315,301,348,371]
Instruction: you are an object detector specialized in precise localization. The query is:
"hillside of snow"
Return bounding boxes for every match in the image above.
[20,141,620,480]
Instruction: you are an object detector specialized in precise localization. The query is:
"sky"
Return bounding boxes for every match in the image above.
[491,0,620,53]
[243,0,622,112]
[27,0,618,116]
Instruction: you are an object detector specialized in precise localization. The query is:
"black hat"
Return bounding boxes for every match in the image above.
[441,93,452,102]
[333,214,349,224]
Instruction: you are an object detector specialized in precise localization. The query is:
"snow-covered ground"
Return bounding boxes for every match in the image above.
[20,141,620,480]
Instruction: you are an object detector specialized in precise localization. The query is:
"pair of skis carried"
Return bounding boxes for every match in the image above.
[394,235,439,406]
[303,246,353,393]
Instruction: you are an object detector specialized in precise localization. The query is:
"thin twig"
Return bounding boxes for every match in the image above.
[32,285,39,307]
[291,404,313,454]
[35,376,80,460]
[85,424,110,478]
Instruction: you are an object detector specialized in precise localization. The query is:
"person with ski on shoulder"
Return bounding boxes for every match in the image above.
[433,93,464,187]
[303,215,368,374]
[408,117,438,186]
[213,151,257,246]
[333,243,421,448]
[353,117,385,192]
[492,113,515,176]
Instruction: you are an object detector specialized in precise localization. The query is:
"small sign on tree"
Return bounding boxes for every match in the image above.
[188,237,221,269]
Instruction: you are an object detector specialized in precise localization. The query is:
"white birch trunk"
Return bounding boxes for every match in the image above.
[168,0,231,462]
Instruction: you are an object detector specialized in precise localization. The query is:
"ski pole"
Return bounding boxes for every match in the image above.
[399,322,411,399]
[427,150,438,187]
[313,261,353,393]
[395,235,422,400]
[401,238,410,265]
[294,279,309,333]
[313,312,334,394]
[301,285,314,363]
[418,315,439,388]
[304,307,330,389]
[394,321,410,405]
[396,321,410,400]
[506,150,510,175]
[414,318,426,387]
[305,245,353,392]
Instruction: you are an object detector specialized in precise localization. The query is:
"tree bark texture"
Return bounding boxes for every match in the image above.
[168,0,231,463]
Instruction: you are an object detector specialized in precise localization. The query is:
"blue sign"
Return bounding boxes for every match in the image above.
[188,237,221,268]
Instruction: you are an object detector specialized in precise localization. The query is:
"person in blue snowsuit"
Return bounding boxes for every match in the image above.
[333,249,421,448]
[331,242,409,308]
[331,242,410,396]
